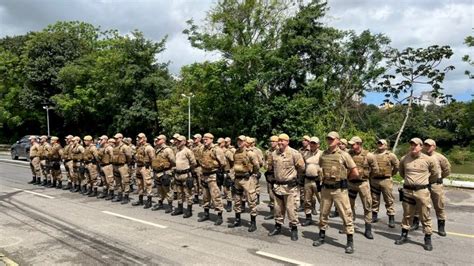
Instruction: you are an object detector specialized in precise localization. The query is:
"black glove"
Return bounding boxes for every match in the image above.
[186,176,194,189]
[161,173,171,187]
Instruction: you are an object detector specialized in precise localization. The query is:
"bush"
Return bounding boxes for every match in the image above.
[447,146,474,164]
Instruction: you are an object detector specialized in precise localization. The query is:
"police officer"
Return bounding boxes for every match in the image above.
[268,133,305,241]
[111,133,133,204]
[151,135,176,213]
[263,135,279,220]
[39,135,52,186]
[173,135,197,218]
[132,133,155,208]
[371,139,399,228]
[28,136,42,184]
[97,136,114,199]
[192,133,204,204]
[62,135,75,190]
[83,135,99,196]
[313,131,358,254]
[49,136,63,189]
[248,138,264,205]
[298,135,311,211]
[301,137,322,226]
[71,136,85,193]
[329,137,349,218]
[395,138,440,251]
[218,137,234,212]
[347,136,379,239]
[197,133,226,226]
[124,137,137,193]
[229,135,260,232]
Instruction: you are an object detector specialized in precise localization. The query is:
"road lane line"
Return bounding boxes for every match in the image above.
[102,211,168,229]
[255,251,312,266]
[444,231,474,238]
[0,253,19,266]
[12,188,55,199]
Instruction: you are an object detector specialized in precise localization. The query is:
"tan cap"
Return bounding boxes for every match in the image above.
[73,136,81,141]
[248,137,256,144]
[157,135,167,141]
[225,137,231,142]
[187,139,193,143]
[309,137,320,143]
[424,139,436,146]
[377,139,387,145]
[237,135,246,141]
[340,138,348,145]
[99,135,108,140]
[137,133,146,139]
[177,135,186,142]
[348,136,362,145]
[173,133,181,139]
[65,135,73,139]
[114,133,123,139]
[108,138,116,143]
[327,131,340,139]
[40,135,48,139]
[123,138,131,144]
[302,135,311,141]
[84,135,93,141]
[193,133,202,139]
[203,133,214,139]
[50,136,59,141]
[217,137,225,144]
[28,136,37,140]
[278,133,290,141]
[409,138,423,146]
[270,135,279,142]
[245,137,253,143]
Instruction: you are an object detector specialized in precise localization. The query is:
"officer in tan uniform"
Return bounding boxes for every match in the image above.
[301,137,322,226]
[71,136,85,193]
[228,135,260,232]
[173,135,197,218]
[395,138,440,251]
[298,135,311,211]
[132,133,156,208]
[192,133,204,204]
[313,131,358,254]
[225,137,236,154]
[268,133,305,241]
[371,139,399,228]
[111,133,133,204]
[151,135,176,213]
[62,135,75,190]
[82,135,99,196]
[263,135,279,220]
[97,136,115,199]
[218,137,234,212]
[28,136,42,184]
[347,136,379,239]
[329,137,348,217]
[197,133,226,226]
[48,136,63,188]
[124,137,137,193]
[39,135,52,186]
[248,138,264,205]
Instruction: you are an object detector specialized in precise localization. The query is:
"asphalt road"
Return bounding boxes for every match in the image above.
[0,161,473,265]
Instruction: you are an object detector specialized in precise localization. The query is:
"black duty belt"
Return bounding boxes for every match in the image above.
[235,173,251,179]
[202,171,217,176]
[83,160,92,164]
[430,178,443,185]
[175,169,191,174]
[349,179,367,184]
[100,163,110,167]
[305,175,318,180]
[30,156,39,159]
[73,160,81,163]
[274,179,297,186]
[154,168,171,173]
[112,163,125,166]
[322,180,348,189]
[64,159,72,162]
[372,176,390,180]
[403,184,429,191]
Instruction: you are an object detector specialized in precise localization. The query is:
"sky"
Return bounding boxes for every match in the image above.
[0,0,472,104]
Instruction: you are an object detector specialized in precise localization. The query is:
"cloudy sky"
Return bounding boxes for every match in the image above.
[0,0,472,103]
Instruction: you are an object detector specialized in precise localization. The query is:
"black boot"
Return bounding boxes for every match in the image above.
[364,223,374,239]
[302,214,312,227]
[248,215,257,232]
[423,234,433,251]
[63,182,72,190]
[198,209,210,222]
[48,180,55,188]
[256,194,260,205]
[129,184,134,192]
[193,195,199,204]
[183,205,193,218]
[41,179,48,186]
[35,177,41,185]
[225,201,232,212]
[395,229,409,245]
[112,193,123,202]
[89,187,98,197]
[132,195,144,206]
[215,212,223,225]
[229,213,241,228]
[388,215,395,228]
[410,216,420,231]
[165,203,173,213]
[28,176,36,184]
[81,185,88,195]
[264,207,274,220]
[313,230,326,246]
[345,234,354,254]
[171,203,184,216]
[121,194,130,204]
[98,190,108,199]
[329,208,339,218]
[268,223,282,236]
[73,184,80,192]
[290,225,298,241]
[151,201,164,211]
[438,219,446,237]
[144,196,152,209]
[85,186,93,196]
[56,181,62,189]
[105,190,114,200]
[371,212,378,223]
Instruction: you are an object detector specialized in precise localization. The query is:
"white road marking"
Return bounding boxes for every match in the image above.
[12,188,55,199]
[102,211,168,229]
[256,251,313,266]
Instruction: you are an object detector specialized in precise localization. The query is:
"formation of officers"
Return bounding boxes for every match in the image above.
[27,131,450,254]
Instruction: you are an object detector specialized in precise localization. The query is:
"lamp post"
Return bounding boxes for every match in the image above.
[42,101,55,137]
[181,93,194,140]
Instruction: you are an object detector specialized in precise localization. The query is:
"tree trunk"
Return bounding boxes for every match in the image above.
[392,90,413,153]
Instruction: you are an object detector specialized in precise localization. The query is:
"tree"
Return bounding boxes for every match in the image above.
[463,35,474,79]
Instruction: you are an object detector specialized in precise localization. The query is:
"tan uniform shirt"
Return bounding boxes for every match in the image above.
[372,149,400,177]
[250,146,265,169]
[233,147,260,175]
[71,144,85,161]
[62,144,71,160]
[98,144,114,165]
[155,144,176,169]
[349,149,379,180]
[299,146,311,158]
[41,143,52,159]
[304,149,322,177]
[49,143,63,160]
[318,148,357,183]
[427,151,451,180]
[30,142,41,158]
[272,146,305,182]
[136,143,155,165]
[83,144,99,162]
[201,144,226,172]
[399,153,440,186]
[175,146,197,172]
[223,147,234,171]
[264,147,276,172]
[192,143,204,166]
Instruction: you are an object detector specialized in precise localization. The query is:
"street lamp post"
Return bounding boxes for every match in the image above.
[42,102,55,137]
[181,93,194,140]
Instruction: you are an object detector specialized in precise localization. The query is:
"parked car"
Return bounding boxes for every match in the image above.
[10,135,36,161]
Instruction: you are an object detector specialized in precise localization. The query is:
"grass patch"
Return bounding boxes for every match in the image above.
[451,162,474,175]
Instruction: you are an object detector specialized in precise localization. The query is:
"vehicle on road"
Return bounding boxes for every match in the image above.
[10,135,36,161]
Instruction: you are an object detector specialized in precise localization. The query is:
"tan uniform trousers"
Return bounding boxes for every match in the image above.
[370,178,395,215]
[102,164,114,192]
[84,163,98,188]
[50,161,62,182]
[72,162,83,185]
[348,180,373,224]
[175,173,193,206]
[30,157,41,177]
[273,184,299,226]
[113,164,130,195]
[401,188,432,235]
[193,166,202,196]
[136,166,153,197]
[64,160,74,183]
[415,183,446,221]
[155,170,173,204]
[40,159,51,181]
[304,178,321,215]
[202,173,223,212]
[267,182,275,208]
[319,187,355,234]
[233,176,257,216]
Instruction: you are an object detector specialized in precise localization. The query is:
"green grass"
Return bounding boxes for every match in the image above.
[451,162,474,175]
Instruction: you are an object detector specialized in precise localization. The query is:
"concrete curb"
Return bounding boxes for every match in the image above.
[0,159,66,172]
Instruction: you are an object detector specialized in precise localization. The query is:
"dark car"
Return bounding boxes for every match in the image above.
[10,135,37,161]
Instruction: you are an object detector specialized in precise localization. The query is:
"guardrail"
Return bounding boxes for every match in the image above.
[0,144,10,151]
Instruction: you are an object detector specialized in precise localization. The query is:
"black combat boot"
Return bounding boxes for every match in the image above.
[388,215,395,228]
[313,230,326,247]
[28,176,37,184]
[171,203,184,216]
[364,223,374,239]
[345,234,354,254]
[256,194,260,205]
[56,181,62,189]
[438,219,446,237]
[73,184,81,192]
[69,183,75,192]
[48,180,55,188]
[193,195,199,204]
[41,179,48,186]
[198,209,210,222]
[225,201,232,212]
[248,215,257,232]
[395,229,409,245]
[85,186,93,196]
[129,184,134,193]
[63,182,72,190]
[105,190,114,200]
[290,225,298,241]
[410,216,420,231]
[89,187,98,197]
[98,189,108,199]
[264,207,274,220]
[371,212,378,223]
[132,195,144,206]
[35,177,41,185]
[121,194,130,204]
[302,214,312,227]
[183,205,193,218]
[165,203,173,213]
[144,196,152,209]
[112,192,123,202]
[268,223,282,236]
[81,185,88,195]
[423,234,433,251]
[151,200,164,211]
[214,212,223,226]
[329,208,339,218]
[229,213,241,228]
